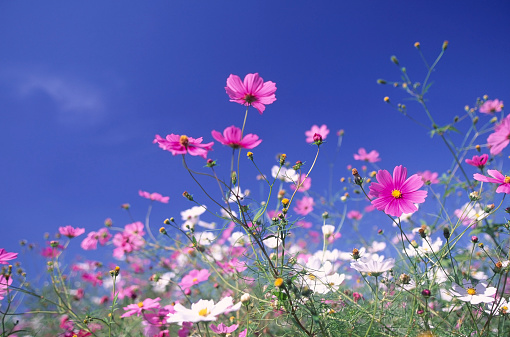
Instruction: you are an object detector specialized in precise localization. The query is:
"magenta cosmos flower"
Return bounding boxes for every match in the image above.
[154,134,213,159]
[225,73,276,114]
[0,249,17,265]
[354,148,381,163]
[487,114,510,155]
[479,99,504,114]
[305,124,330,143]
[211,125,262,149]
[369,165,428,218]
[465,154,488,169]
[121,297,161,318]
[139,190,170,203]
[474,170,510,194]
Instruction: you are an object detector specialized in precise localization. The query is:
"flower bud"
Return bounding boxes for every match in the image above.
[384,96,390,103]
[418,228,426,239]
[182,191,193,201]
[475,145,481,152]
[391,55,399,65]
[421,289,431,298]
[478,242,484,249]
[484,204,495,213]
[274,278,284,288]
[279,154,286,166]
[313,133,323,146]
[352,168,363,185]
[443,227,450,240]
[473,116,479,125]
[378,229,383,235]
[241,293,251,303]
[322,212,329,219]
[471,236,479,243]
[164,218,171,225]
[411,240,419,248]
[104,218,113,227]
[121,203,130,210]
[292,161,303,170]
[352,248,360,260]
[247,151,254,160]
[469,191,481,201]
[205,159,217,168]
[231,171,237,185]
[490,117,498,124]
[281,198,290,208]
[442,40,448,51]
[377,79,387,84]
[159,227,167,235]
[414,42,420,48]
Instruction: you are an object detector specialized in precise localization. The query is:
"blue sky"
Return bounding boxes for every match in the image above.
[1,1,509,256]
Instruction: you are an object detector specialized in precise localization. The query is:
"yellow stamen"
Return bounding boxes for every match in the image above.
[501,306,508,314]
[137,301,144,308]
[179,135,189,147]
[391,189,403,198]
[467,287,476,295]
[192,278,198,283]
[198,308,209,316]
[308,274,316,280]
[504,176,510,184]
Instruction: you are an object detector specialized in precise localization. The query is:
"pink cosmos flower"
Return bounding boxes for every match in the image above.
[347,210,363,220]
[291,174,311,192]
[369,165,428,218]
[138,190,170,203]
[487,114,510,155]
[293,196,314,216]
[179,269,211,290]
[210,323,238,334]
[417,170,439,184]
[217,258,247,274]
[59,226,86,239]
[225,73,277,114]
[0,275,13,300]
[474,170,510,194]
[153,134,213,159]
[211,125,262,149]
[0,249,17,265]
[305,124,330,143]
[354,148,381,163]
[121,297,161,318]
[80,228,111,250]
[479,99,504,114]
[465,154,489,169]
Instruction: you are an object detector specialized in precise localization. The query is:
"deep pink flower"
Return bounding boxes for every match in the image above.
[211,125,262,149]
[347,210,363,220]
[138,190,169,203]
[354,148,381,163]
[153,134,213,159]
[225,73,277,114]
[59,226,86,239]
[293,196,314,216]
[291,174,311,192]
[369,165,428,217]
[487,114,510,155]
[479,99,504,114]
[0,249,17,265]
[305,124,330,143]
[474,170,510,194]
[121,297,161,318]
[417,170,439,184]
[465,154,489,169]
[179,269,211,290]
[210,323,238,334]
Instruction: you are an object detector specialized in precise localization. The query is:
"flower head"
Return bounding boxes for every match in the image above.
[290,174,311,192]
[225,73,276,114]
[138,190,170,203]
[369,165,428,217]
[121,297,161,318]
[474,170,510,194]
[350,256,395,277]
[449,280,496,304]
[417,171,439,184]
[353,148,381,163]
[154,134,213,159]
[167,297,241,324]
[305,124,330,143]
[209,323,239,334]
[0,249,18,265]
[465,154,489,169]
[179,269,211,290]
[211,126,262,149]
[479,99,503,114]
[58,226,86,239]
[293,196,314,216]
[487,114,510,155]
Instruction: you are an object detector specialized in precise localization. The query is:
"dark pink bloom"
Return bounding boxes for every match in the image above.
[417,170,439,184]
[354,148,381,163]
[347,210,363,220]
[487,114,510,155]
[305,124,330,143]
[0,249,17,264]
[479,99,504,114]
[293,196,314,216]
[225,73,276,114]
[138,190,169,203]
[369,165,428,218]
[239,329,247,337]
[291,174,311,192]
[474,170,510,194]
[153,134,213,159]
[210,323,238,334]
[465,154,489,169]
[60,314,73,331]
[179,269,211,289]
[211,125,262,149]
[59,226,85,239]
[120,297,161,318]
[81,272,103,287]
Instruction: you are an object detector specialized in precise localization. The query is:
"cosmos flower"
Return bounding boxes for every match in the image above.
[80,228,111,250]
[479,99,504,114]
[294,196,314,216]
[59,226,86,239]
[465,154,489,169]
[121,297,161,318]
[0,275,12,301]
[487,114,510,155]
[0,249,17,265]
[347,210,363,220]
[305,124,330,143]
[474,170,510,194]
[225,73,277,114]
[486,297,510,315]
[167,297,242,324]
[138,190,170,203]
[454,202,485,226]
[369,165,428,218]
[350,256,395,277]
[417,170,439,184]
[271,165,299,183]
[153,134,213,159]
[449,280,496,304]
[290,174,311,192]
[179,269,211,290]
[211,125,262,149]
[353,148,381,163]
[209,323,239,334]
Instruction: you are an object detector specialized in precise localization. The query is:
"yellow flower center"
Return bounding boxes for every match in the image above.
[137,301,144,308]
[179,135,189,147]
[192,278,198,283]
[198,308,209,317]
[308,274,316,280]
[501,306,508,314]
[391,189,403,198]
[504,176,510,184]
[467,287,476,295]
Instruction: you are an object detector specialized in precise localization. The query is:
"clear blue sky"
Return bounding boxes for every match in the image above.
[1,1,509,256]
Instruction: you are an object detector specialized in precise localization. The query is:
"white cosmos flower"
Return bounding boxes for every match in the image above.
[299,256,345,294]
[194,232,216,246]
[321,224,335,237]
[454,202,485,227]
[152,272,175,293]
[181,205,215,230]
[167,297,241,324]
[486,297,510,315]
[263,236,280,249]
[404,237,443,257]
[449,280,496,304]
[228,232,249,247]
[271,165,299,183]
[350,256,395,277]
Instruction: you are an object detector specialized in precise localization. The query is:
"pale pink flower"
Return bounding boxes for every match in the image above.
[0,249,17,265]
[369,165,428,218]
[417,170,439,184]
[59,226,85,239]
[305,124,330,143]
[210,323,238,334]
[291,174,311,192]
[167,296,242,323]
[80,228,111,250]
[153,134,213,159]
[121,297,161,318]
[487,114,510,155]
[479,99,504,114]
[0,275,13,300]
[354,148,381,163]
[211,125,262,149]
[293,196,314,216]
[465,155,489,171]
[347,210,363,220]
[138,190,169,203]
[474,170,510,194]
[225,73,277,114]
[218,258,247,274]
[179,269,211,290]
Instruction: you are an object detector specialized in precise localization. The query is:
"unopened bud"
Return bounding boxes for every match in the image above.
[247,152,254,160]
[391,55,399,65]
[384,96,390,103]
[414,42,420,48]
[159,227,167,234]
[182,191,193,201]
[377,79,387,85]
[442,40,448,51]
[443,227,450,240]
[241,293,251,303]
[279,154,286,166]
[471,236,479,243]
